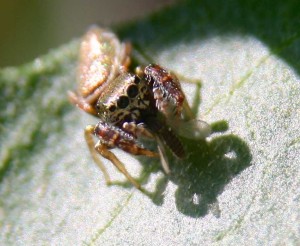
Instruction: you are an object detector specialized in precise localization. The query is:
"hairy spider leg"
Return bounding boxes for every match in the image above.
[85,125,111,184]
[119,42,132,73]
[122,122,154,138]
[95,143,141,189]
[136,64,202,120]
[85,123,158,189]
[69,92,98,116]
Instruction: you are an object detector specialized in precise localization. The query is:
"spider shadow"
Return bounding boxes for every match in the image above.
[143,123,251,218]
[113,120,251,218]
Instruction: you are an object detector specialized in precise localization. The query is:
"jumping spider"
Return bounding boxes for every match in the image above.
[69,26,211,190]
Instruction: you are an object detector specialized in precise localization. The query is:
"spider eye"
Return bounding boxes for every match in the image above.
[117,96,129,109]
[96,102,103,111]
[134,76,140,84]
[108,105,116,112]
[127,84,139,98]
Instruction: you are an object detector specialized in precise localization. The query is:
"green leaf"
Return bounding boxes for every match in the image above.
[1,0,300,244]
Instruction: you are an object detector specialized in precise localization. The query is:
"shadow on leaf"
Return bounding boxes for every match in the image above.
[142,121,251,217]
[113,120,251,218]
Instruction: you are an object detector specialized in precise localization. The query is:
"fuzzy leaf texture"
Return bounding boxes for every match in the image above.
[1,0,300,245]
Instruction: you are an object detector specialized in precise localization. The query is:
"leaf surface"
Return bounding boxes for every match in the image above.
[1,0,300,245]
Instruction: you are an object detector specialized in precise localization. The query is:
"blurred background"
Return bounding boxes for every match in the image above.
[0,0,176,67]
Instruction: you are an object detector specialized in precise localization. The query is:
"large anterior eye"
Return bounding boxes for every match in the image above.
[117,95,129,108]
[127,84,139,98]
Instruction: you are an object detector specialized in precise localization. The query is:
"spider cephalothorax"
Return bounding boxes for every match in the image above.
[69,26,211,190]
[95,73,153,126]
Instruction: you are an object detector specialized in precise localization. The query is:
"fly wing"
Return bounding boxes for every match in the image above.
[168,97,211,140]
[174,119,211,140]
